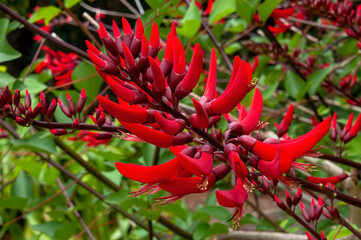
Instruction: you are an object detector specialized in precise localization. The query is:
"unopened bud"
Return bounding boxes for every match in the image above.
[292,189,302,206]
[285,190,293,208]
[24,89,31,110]
[14,89,20,107]
[58,98,71,118]
[3,86,12,106]
[32,102,42,119]
[50,128,68,136]
[72,118,79,129]
[46,99,57,120]
[87,131,112,140]
[40,91,48,115]
[66,93,76,116]
[300,201,310,222]
[77,88,87,113]
[15,116,27,126]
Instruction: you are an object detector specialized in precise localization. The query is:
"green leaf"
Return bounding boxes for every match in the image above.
[284,70,305,99]
[225,43,242,55]
[209,0,235,24]
[258,0,282,22]
[28,6,61,25]
[198,206,232,222]
[193,222,209,240]
[161,204,188,221]
[32,221,62,238]
[327,225,357,239]
[0,18,21,63]
[11,171,33,199]
[64,0,81,8]
[203,222,228,238]
[307,66,333,95]
[236,0,258,23]
[11,132,57,154]
[72,61,103,105]
[146,0,166,10]
[0,196,28,209]
[39,167,59,185]
[139,208,161,220]
[53,222,77,240]
[12,158,42,179]
[178,1,201,39]
[23,74,47,94]
[0,71,16,88]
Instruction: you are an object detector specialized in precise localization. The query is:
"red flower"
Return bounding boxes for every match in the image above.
[215,178,248,228]
[35,46,79,88]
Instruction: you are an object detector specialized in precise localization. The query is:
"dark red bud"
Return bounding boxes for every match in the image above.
[87,131,113,140]
[50,128,68,136]
[77,88,87,113]
[15,116,27,126]
[24,89,31,110]
[40,91,48,115]
[14,89,20,107]
[3,86,12,106]
[66,93,76,116]
[292,189,302,206]
[32,102,42,119]
[46,99,57,120]
[300,202,310,222]
[58,98,71,118]
[17,102,25,115]
[285,190,293,208]
[97,111,106,127]
[274,195,288,212]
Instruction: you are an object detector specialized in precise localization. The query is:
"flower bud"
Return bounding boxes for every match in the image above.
[58,98,71,118]
[300,201,310,222]
[77,88,87,113]
[50,128,68,136]
[285,190,293,208]
[24,89,31,110]
[66,93,76,116]
[46,99,57,120]
[13,89,20,107]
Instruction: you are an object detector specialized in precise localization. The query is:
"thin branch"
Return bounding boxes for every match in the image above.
[57,178,96,240]
[0,2,89,60]
[21,39,45,82]
[0,119,163,239]
[79,2,138,19]
[245,199,286,232]
[119,0,141,18]
[287,175,361,208]
[55,0,101,49]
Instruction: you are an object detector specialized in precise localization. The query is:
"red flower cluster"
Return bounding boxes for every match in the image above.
[35,46,79,88]
[87,18,332,226]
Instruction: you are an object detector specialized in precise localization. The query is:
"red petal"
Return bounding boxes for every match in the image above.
[115,157,181,183]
